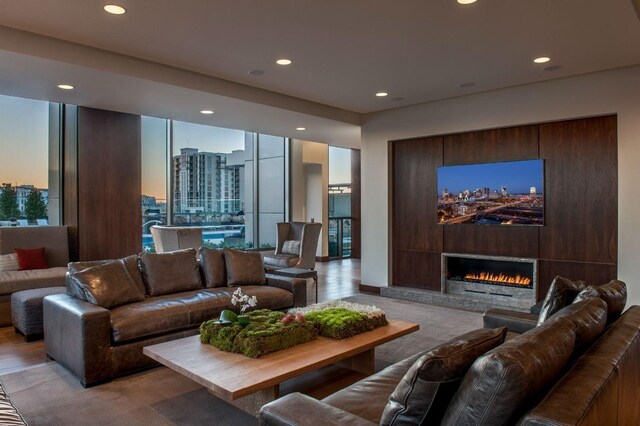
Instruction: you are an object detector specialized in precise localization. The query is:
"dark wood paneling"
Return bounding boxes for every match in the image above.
[443,125,538,165]
[77,107,141,260]
[538,260,618,300]
[359,284,381,295]
[63,105,79,262]
[444,226,539,258]
[392,250,441,290]
[350,149,361,259]
[392,137,443,253]
[539,115,617,264]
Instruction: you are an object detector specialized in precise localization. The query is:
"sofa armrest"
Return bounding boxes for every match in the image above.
[43,294,111,387]
[265,274,308,307]
[259,393,376,426]
[483,308,538,334]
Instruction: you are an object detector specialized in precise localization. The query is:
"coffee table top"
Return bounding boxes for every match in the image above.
[143,319,419,401]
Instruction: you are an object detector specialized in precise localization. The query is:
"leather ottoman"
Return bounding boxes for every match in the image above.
[11,286,66,341]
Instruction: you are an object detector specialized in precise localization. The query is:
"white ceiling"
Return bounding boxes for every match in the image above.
[0,0,639,144]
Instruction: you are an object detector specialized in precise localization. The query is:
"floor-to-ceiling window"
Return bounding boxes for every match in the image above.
[328,146,352,258]
[0,94,55,227]
[141,116,168,251]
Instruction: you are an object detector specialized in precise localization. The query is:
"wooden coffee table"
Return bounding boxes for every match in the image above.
[143,319,418,416]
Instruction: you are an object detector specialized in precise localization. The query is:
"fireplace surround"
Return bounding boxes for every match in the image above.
[442,253,537,309]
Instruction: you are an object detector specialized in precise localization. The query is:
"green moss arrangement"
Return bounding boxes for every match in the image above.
[304,307,389,339]
[200,309,317,358]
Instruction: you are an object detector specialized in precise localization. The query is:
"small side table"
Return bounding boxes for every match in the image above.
[269,268,318,303]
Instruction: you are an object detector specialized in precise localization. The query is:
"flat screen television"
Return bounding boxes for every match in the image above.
[437,159,544,226]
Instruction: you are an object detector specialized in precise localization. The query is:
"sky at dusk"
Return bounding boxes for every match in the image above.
[438,159,544,195]
[0,94,49,188]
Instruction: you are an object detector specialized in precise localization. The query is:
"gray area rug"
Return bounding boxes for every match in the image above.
[0,294,482,425]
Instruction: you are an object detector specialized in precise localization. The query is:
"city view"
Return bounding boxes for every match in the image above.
[437,159,544,225]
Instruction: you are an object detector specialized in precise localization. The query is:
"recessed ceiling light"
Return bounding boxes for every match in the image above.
[57,84,74,90]
[457,0,477,4]
[200,110,214,115]
[296,127,306,131]
[459,82,475,88]
[534,57,551,64]
[103,4,126,15]
[276,59,292,65]
[376,92,389,97]
[248,69,265,76]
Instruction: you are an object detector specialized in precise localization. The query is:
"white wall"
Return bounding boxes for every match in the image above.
[361,65,640,308]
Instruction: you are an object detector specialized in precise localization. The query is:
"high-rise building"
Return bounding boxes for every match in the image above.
[173,148,244,214]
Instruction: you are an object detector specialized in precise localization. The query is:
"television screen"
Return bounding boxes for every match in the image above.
[437,159,544,225]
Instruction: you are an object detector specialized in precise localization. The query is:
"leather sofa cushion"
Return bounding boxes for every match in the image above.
[0,267,67,296]
[574,279,627,324]
[441,318,576,426]
[68,255,146,297]
[68,260,145,309]
[223,248,266,286]
[139,249,202,296]
[547,298,607,355]
[482,309,538,334]
[537,276,586,325]
[381,327,507,426]
[231,285,293,311]
[199,247,226,288]
[323,352,424,424]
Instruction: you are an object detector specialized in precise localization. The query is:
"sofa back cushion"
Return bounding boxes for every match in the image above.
[381,327,507,426]
[0,225,69,267]
[68,260,145,309]
[573,280,627,324]
[441,318,576,426]
[537,276,586,325]
[547,298,607,356]
[223,248,266,286]
[139,249,202,296]
[68,255,146,297]
[199,247,226,288]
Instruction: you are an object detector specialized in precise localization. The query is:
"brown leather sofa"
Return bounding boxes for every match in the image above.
[43,248,308,387]
[259,280,639,426]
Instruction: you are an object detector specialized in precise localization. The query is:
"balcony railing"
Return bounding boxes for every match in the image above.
[328,217,352,258]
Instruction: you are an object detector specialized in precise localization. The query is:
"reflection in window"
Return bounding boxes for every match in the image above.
[0,94,52,227]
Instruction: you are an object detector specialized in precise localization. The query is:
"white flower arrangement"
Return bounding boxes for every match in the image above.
[231,287,258,314]
[289,300,385,319]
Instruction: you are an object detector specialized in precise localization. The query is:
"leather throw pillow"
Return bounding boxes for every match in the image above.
[68,260,145,309]
[199,247,227,288]
[68,256,147,297]
[573,280,627,324]
[547,298,607,356]
[441,318,576,426]
[381,327,508,426]
[537,276,586,325]
[139,248,202,296]
[223,248,266,286]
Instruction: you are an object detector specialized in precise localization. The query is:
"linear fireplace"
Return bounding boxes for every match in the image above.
[441,253,537,309]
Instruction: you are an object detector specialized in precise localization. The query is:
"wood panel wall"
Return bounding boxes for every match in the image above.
[64,107,142,261]
[391,115,618,300]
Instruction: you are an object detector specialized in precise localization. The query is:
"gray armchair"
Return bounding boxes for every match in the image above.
[263,222,322,270]
[150,226,203,253]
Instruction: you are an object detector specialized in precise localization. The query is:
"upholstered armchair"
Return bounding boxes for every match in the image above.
[263,222,322,270]
[150,226,203,253]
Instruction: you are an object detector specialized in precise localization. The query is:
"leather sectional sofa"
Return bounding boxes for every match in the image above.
[259,279,639,425]
[43,248,308,387]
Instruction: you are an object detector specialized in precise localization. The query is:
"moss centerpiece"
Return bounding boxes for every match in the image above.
[200,309,317,358]
[289,301,388,339]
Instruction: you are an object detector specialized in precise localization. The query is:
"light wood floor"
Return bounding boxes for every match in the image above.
[0,259,361,377]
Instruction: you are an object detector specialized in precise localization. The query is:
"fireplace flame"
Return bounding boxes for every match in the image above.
[464,272,531,286]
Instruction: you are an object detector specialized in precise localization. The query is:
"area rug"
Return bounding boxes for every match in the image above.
[0,294,482,425]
